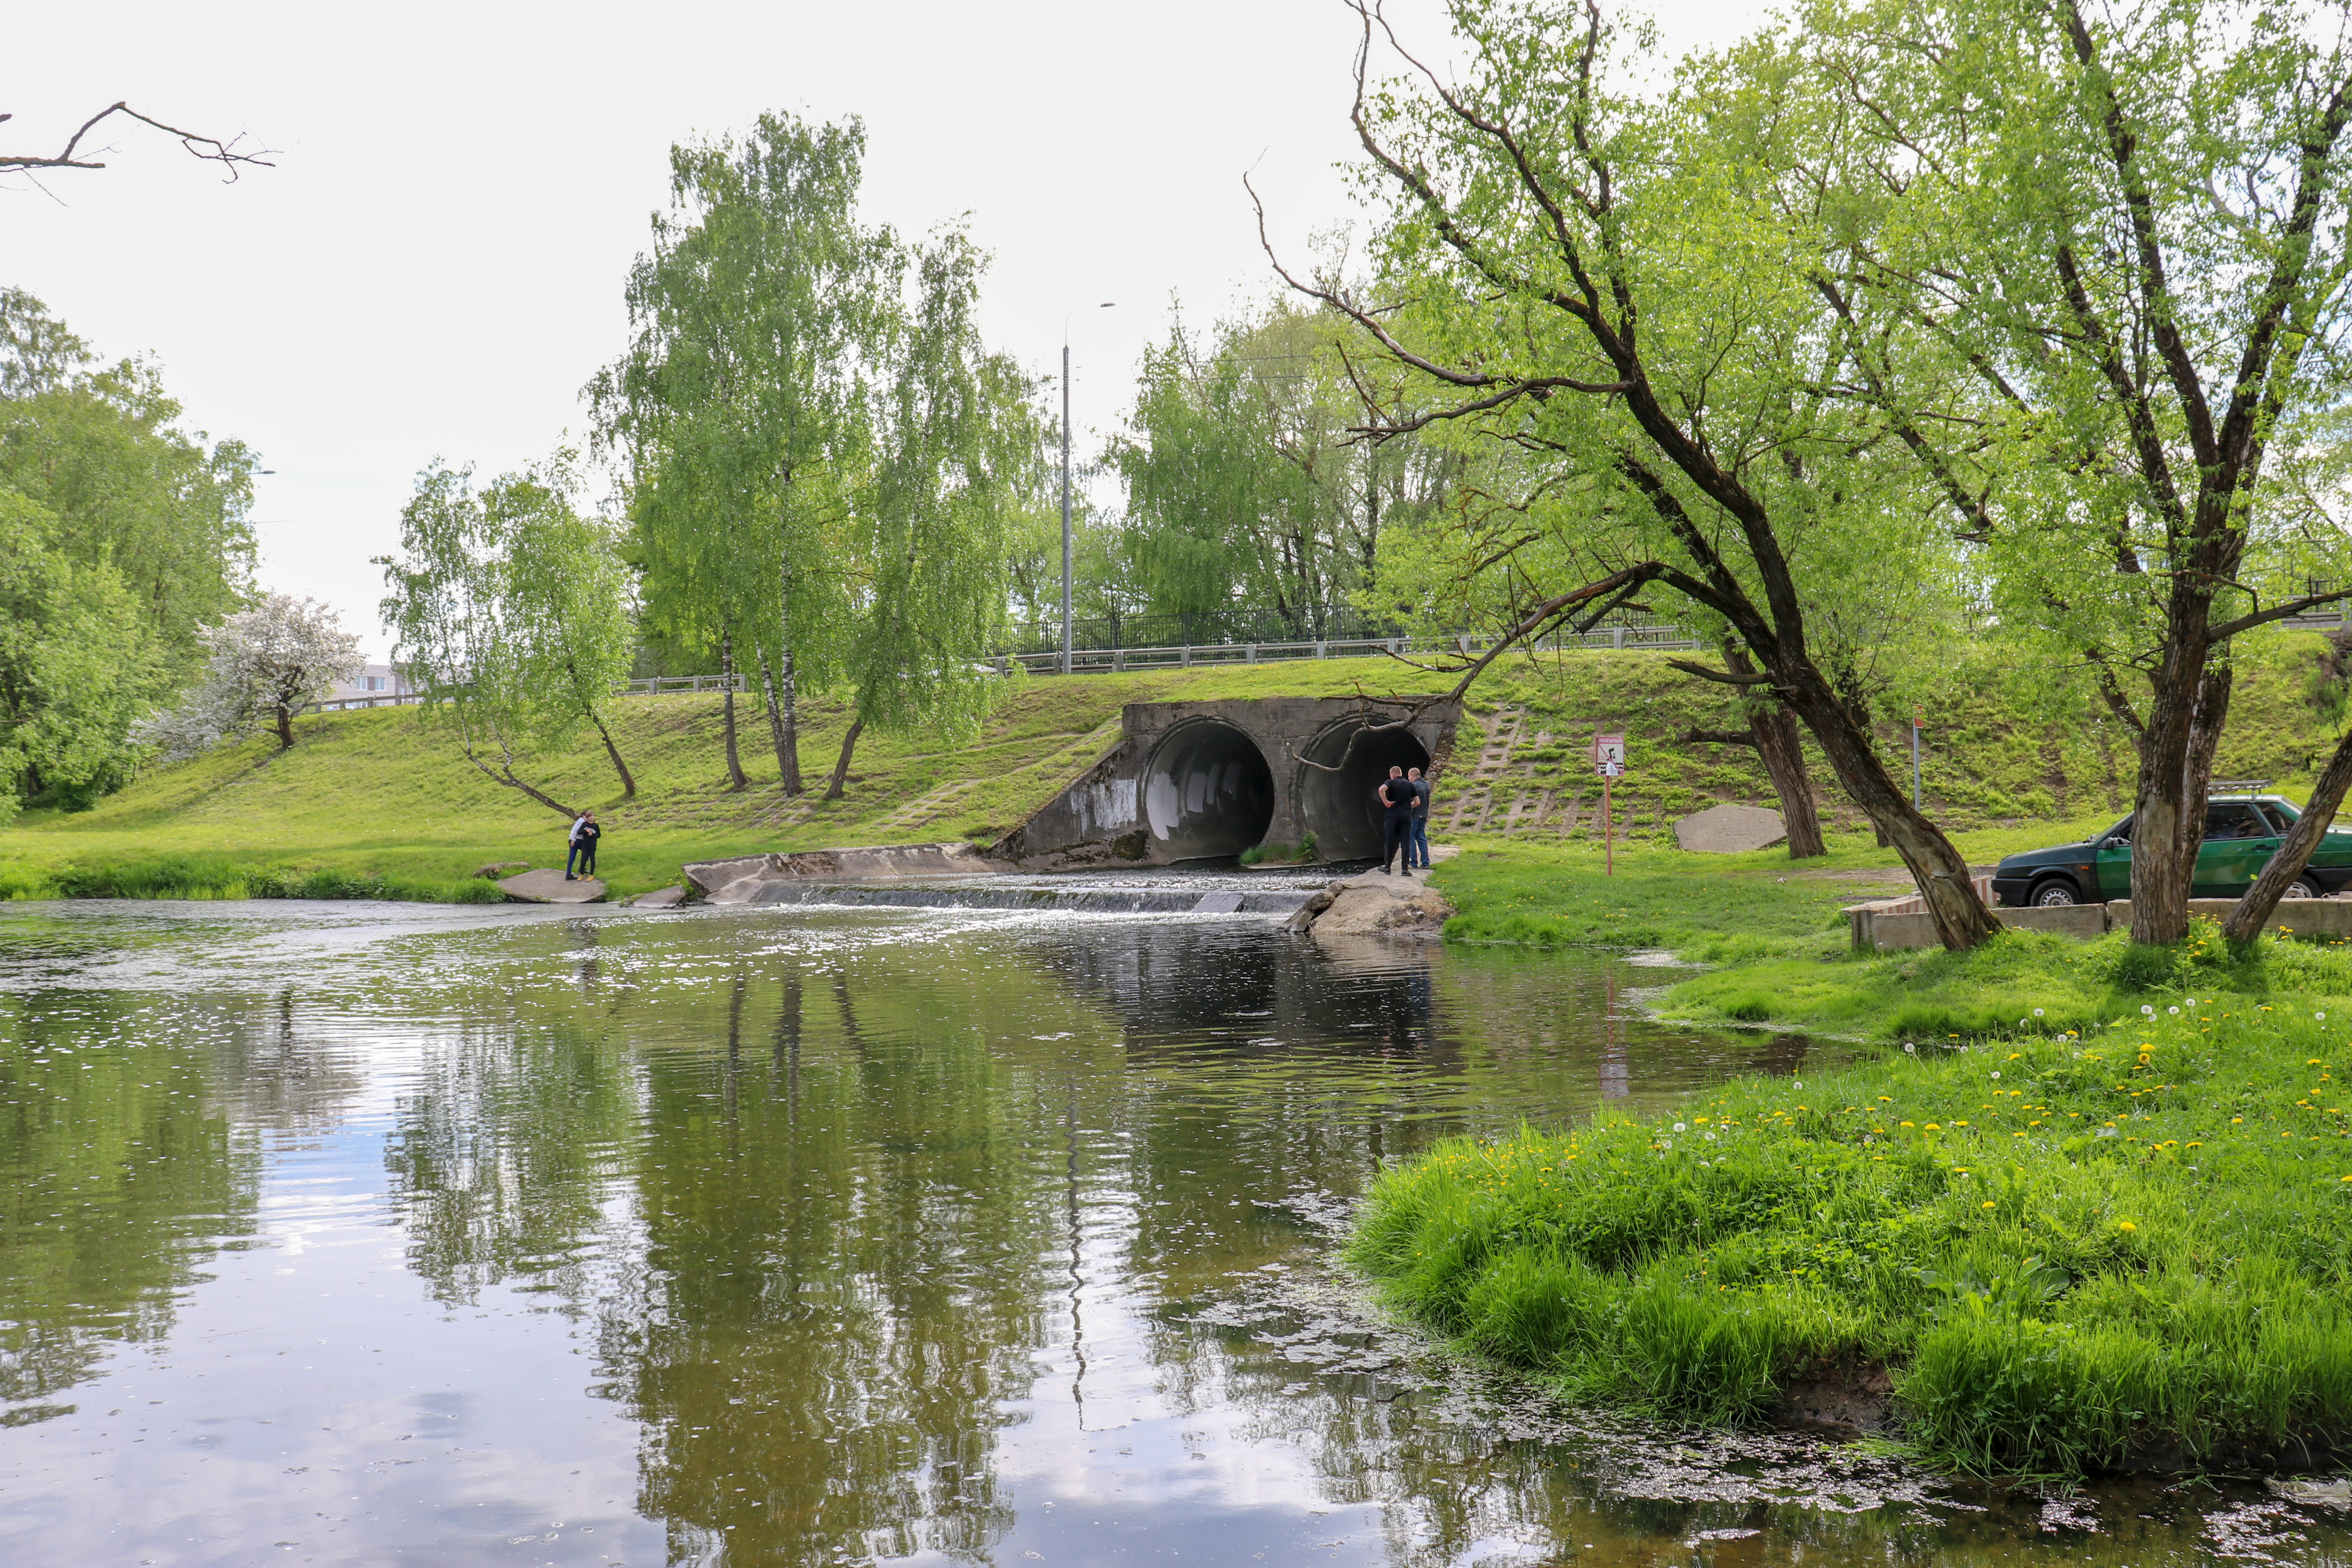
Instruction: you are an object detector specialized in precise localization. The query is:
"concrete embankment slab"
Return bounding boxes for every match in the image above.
[497,869,606,903]
[684,842,1001,903]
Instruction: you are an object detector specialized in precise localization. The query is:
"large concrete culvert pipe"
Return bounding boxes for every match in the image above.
[1142,719,1276,861]
[1297,721,1434,860]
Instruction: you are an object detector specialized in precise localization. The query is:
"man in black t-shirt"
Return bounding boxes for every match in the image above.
[1378,766,1414,874]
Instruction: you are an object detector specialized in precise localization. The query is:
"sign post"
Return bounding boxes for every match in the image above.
[1594,732,1626,877]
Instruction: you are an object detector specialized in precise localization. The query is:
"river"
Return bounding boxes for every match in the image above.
[0,892,2343,1566]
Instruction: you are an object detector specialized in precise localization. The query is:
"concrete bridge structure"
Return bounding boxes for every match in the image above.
[991,695,1462,867]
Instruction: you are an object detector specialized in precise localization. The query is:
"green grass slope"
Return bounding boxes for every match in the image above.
[0,661,1445,900]
[7,626,2345,903]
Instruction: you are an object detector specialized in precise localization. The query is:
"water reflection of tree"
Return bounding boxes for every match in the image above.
[377,937,1112,1561]
[0,993,262,1416]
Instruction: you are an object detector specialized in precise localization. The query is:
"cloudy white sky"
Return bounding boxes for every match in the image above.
[10,0,1759,660]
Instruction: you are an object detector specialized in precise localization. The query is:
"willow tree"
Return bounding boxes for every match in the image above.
[1271,1,1996,945]
[591,113,882,796]
[823,233,1042,796]
[379,457,636,812]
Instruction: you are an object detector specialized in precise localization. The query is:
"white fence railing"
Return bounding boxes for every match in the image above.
[995,622,1700,675]
[301,624,1699,713]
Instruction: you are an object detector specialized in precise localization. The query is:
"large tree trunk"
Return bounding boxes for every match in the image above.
[458,713,579,818]
[753,641,798,797]
[1724,644,1825,859]
[775,555,804,795]
[1753,705,1827,858]
[1779,668,1998,949]
[588,707,636,798]
[2129,654,2230,944]
[823,714,865,801]
[719,625,748,793]
[274,701,296,749]
[2225,725,2352,942]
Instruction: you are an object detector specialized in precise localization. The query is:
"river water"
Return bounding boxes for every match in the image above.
[0,892,2345,1567]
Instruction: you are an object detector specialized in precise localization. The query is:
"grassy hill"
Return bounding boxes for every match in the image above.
[4,629,2344,901]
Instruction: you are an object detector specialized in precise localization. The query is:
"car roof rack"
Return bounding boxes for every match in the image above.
[2210,779,2276,793]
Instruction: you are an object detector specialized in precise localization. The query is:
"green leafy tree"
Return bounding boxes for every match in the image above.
[0,493,160,817]
[823,232,1042,795]
[592,113,882,796]
[1780,0,2352,943]
[1105,300,1455,640]
[1271,1,1997,944]
[0,290,256,812]
[0,290,258,663]
[378,455,636,813]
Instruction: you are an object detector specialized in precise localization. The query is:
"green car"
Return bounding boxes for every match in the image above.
[1989,791,2352,908]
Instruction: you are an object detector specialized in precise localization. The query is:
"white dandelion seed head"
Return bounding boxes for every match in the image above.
[2319,1012,2330,1022]
[1905,1043,1917,1053]
[2142,1005,2156,1016]
[1991,1071,2002,1080]
[2168,1007,2180,1015]
[1674,1122,1686,1133]
[1659,1138,1673,1150]
[1705,1131,1718,1141]
[2033,1008,2045,1018]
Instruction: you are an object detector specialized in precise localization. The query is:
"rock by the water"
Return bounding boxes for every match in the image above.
[1190,891,1245,914]
[629,886,688,908]
[472,860,531,879]
[1302,869,1453,940]
[1673,802,1787,853]
[496,869,607,903]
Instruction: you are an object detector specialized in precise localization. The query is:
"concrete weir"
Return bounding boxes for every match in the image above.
[994,695,1460,867]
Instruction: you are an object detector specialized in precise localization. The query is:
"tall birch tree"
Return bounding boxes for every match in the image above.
[592,113,881,796]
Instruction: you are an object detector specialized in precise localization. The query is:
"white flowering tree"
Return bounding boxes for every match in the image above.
[133,593,362,759]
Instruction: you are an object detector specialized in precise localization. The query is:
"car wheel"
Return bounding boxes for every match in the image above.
[2281,877,2323,900]
[2031,878,2079,907]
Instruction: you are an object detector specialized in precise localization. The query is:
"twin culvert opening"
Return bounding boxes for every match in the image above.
[1140,717,1432,863]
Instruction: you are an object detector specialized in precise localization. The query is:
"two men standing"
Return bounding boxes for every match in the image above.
[1378,765,1434,874]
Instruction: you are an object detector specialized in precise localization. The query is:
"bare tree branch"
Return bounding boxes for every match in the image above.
[0,102,274,180]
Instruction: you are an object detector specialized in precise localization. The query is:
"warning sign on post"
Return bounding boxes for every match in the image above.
[1594,732,1625,778]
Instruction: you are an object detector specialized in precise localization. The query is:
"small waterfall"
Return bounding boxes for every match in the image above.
[739,881,1316,916]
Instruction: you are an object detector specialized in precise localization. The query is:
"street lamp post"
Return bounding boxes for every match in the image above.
[1062,303,1115,674]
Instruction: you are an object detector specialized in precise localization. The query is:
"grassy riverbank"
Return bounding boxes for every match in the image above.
[1349,952,2352,1473]
[1401,830,2352,1473]
[0,662,1427,902]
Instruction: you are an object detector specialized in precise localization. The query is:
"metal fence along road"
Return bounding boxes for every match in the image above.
[298,623,1701,714]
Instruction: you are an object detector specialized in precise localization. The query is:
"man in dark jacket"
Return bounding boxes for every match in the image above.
[1378,766,1414,874]
[567,811,601,880]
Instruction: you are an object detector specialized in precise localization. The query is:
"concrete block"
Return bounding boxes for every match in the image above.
[1996,905,2108,939]
[2270,900,2352,940]
[1868,911,1940,950]
[2106,896,2352,940]
[1673,802,1787,853]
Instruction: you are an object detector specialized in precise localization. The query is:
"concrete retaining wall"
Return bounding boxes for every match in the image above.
[991,696,1462,867]
[1849,894,2352,950]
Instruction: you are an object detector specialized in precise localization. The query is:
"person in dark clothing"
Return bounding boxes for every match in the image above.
[1407,765,1433,869]
[567,810,601,880]
[1378,766,1414,874]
